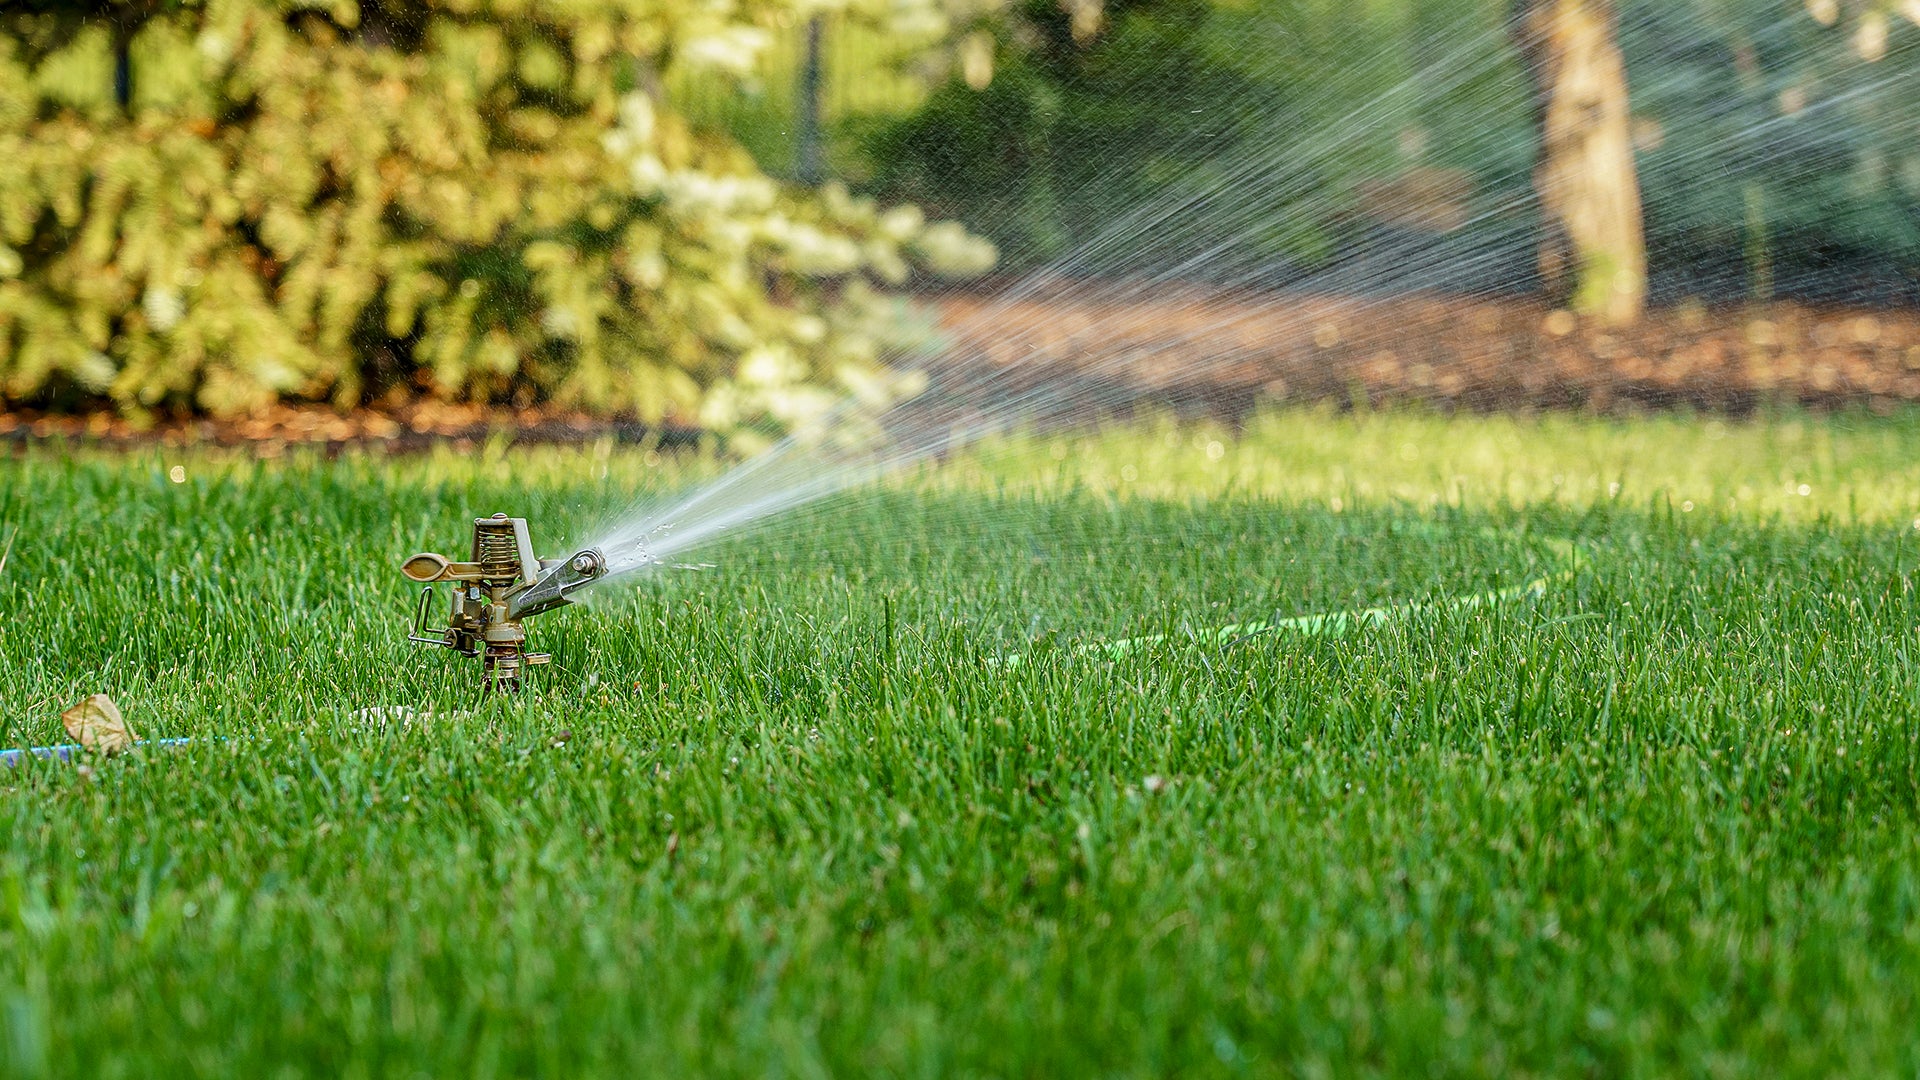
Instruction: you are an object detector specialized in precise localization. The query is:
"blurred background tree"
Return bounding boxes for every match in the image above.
[0,0,994,427]
[1513,0,1645,325]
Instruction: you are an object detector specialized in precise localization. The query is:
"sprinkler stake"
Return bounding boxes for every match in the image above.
[400,514,605,691]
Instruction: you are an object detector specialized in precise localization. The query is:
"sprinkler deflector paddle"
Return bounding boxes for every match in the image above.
[401,514,606,691]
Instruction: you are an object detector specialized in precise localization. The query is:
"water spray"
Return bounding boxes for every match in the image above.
[400,513,608,691]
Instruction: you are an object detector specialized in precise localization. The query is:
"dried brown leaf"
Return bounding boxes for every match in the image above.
[61,694,138,756]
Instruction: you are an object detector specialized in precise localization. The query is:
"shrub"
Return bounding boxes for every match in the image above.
[0,1,995,426]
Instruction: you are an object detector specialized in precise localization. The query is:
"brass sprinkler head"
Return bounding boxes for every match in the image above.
[400,514,606,691]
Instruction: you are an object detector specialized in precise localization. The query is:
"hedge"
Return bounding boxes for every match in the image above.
[0,1,994,428]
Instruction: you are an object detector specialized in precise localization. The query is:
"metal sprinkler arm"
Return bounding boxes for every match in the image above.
[508,549,606,619]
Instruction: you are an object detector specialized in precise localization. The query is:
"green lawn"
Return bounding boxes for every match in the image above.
[2,408,1919,1077]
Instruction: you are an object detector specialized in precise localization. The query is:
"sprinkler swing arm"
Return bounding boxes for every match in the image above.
[400,513,606,690]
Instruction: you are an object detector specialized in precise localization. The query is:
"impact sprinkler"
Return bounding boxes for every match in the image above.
[400,514,606,690]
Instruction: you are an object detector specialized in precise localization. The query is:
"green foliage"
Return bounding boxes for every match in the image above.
[0,1,995,423]
[667,12,944,183]
[863,0,1529,276]
[867,0,1263,269]
[1628,0,1920,300]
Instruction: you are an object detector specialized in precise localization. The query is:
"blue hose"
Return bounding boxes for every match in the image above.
[0,738,195,768]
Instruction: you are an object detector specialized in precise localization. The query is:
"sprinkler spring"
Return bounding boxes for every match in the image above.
[400,514,606,691]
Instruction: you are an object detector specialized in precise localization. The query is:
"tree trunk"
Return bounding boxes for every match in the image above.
[1512,0,1646,324]
[795,16,826,185]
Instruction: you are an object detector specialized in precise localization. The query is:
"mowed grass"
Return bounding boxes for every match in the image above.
[2,408,1919,1077]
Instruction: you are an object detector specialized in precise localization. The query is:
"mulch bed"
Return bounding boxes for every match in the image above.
[0,401,701,456]
[930,286,1920,420]
[6,288,1919,452]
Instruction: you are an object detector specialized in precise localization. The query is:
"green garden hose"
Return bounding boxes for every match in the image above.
[999,532,1586,667]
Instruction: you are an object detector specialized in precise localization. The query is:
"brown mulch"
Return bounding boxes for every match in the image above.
[0,401,701,456]
[930,287,1920,419]
[6,288,1919,452]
